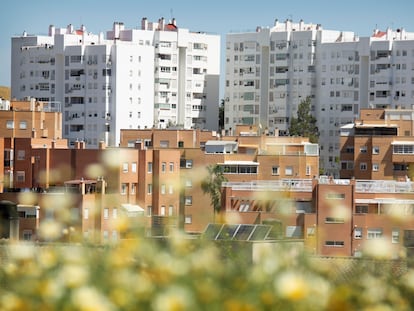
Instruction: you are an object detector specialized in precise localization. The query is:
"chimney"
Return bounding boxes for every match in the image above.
[49,25,55,36]
[67,24,74,34]
[141,17,148,30]
[159,17,165,30]
[51,140,56,149]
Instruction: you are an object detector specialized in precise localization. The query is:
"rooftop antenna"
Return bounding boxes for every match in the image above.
[170,8,174,20]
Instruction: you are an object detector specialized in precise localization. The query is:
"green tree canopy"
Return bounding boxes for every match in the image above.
[201,164,228,215]
[289,96,319,143]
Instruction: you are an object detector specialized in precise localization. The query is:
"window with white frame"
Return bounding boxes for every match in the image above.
[185,196,193,205]
[372,163,379,171]
[360,162,367,170]
[131,183,136,194]
[103,208,109,220]
[6,120,14,129]
[354,227,362,239]
[161,184,166,194]
[84,208,89,220]
[285,166,293,176]
[185,215,192,224]
[147,184,152,194]
[122,162,128,173]
[19,121,27,129]
[160,206,166,216]
[186,179,192,187]
[169,205,174,216]
[17,150,25,160]
[372,146,380,154]
[306,165,311,176]
[360,146,367,153]
[112,208,117,219]
[169,162,174,172]
[325,241,344,247]
[162,162,166,173]
[168,185,173,194]
[367,228,383,239]
[131,162,137,173]
[148,162,152,173]
[147,206,152,217]
[392,228,400,243]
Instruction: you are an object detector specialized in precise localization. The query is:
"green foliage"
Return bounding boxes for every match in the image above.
[201,165,228,214]
[289,96,319,143]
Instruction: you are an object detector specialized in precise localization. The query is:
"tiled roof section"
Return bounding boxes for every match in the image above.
[165,23,178,31]
[75,30,84,35]
[373,31,386,38]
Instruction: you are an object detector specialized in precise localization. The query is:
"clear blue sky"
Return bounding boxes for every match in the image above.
[1,0,414,88]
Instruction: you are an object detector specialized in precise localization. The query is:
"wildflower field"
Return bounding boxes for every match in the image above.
[1,232,414,311]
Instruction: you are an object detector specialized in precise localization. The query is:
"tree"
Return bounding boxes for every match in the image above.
[201,164,228,218]
[289,96,319,143]
[218,99,225,131]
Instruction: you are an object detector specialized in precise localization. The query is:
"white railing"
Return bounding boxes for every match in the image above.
[355,180,414,193]
[222,179,313,192]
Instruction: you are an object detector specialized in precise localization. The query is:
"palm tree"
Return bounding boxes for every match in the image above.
[201,164,228,221]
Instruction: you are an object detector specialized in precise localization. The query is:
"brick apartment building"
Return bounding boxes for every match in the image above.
[222,177,414,258]
[340,108,414,180]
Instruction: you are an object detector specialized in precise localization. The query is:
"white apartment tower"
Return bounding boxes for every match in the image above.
[11,18,220,148]
[225,19,414,176]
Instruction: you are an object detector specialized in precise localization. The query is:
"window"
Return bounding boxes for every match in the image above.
[186,179,192,187]
[325,217,345,223]
[160,206,166,216]
[122,162,128,173]
[113,208,117,219]
[367,228,383,239]
[306,165,311,176]
[84,208,89,220]
[285,166,293,176]
[131,183,136,194]
[103,208,109,220]
[131,162,137,173]
[23,230,32,241]
[16,171,25,182]
[147,184,152,194]
[147,206,152,217]
[161,184,166,194]
[169,185,173,194]
[360,163,367,171]
[372,163,379,171]
[185,196,193,205]
[148,162,153,173]
[307,227,315,237]
[354,227,362,239]
[372,146,380,154]
[272,166,280,175]
[326,193,345,200]
[360,146,367,153]
[121,183,127,195]
[6,120,14,129]
[162,162,166,173]
[356,205,368,213]
[392,228,400,243]
[169,205,174,216]
[17,150,25,160]
[19,121,27,129]
[160,140,169,148]
[185,215,192,224]
[178,141,184,148]
[169,162,174,172]
[325,241,344,247]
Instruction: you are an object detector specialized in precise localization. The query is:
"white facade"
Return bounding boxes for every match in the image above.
[11,18,220,148]
[225,19,414,176]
